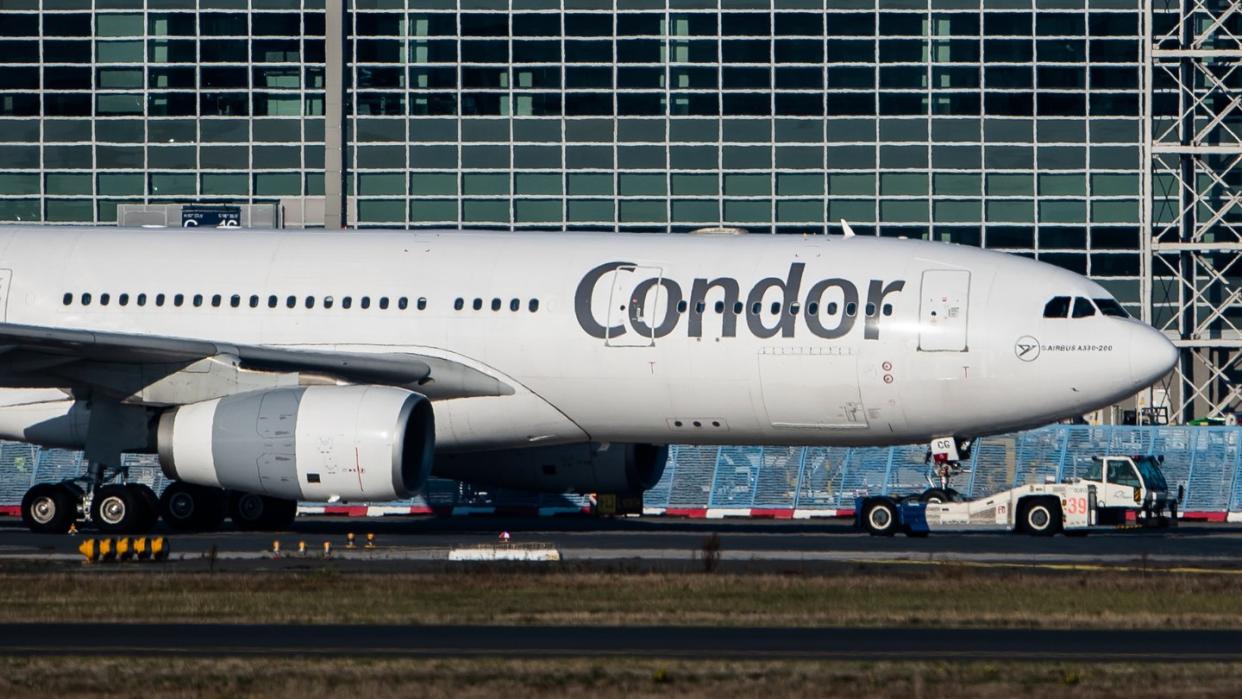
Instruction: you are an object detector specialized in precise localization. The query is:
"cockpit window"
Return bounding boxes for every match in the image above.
[1093,298,1129,318]
[1071,297,1096,318]
[1043,296,1071,318]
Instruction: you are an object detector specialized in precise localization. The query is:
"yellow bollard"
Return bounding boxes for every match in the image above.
[346,532,356,549]
[98,538,116,563]
[134,537,150,561]
[116,537,134,561]
[150,536,169,561]
[297,540,306,556]
[78,538,98,564]
[322,541,332,558]
[272,540,281,558]
[365,532,376,549]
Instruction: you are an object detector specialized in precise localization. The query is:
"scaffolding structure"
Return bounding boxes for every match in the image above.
[1145,0,1242,422]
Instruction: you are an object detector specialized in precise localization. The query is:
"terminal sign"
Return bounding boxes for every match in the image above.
[182,205,241,228]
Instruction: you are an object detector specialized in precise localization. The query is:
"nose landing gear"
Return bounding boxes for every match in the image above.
[922,436,973,502]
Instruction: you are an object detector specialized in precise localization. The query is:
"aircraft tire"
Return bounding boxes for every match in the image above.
[920,488,951,504]
[230,492,297,531]
[1017,497,1062,537]
[21,483,77,534]
[862,498,898,537]
[160,482,226,531]
[92,484,150,535]
[127,483,160,533]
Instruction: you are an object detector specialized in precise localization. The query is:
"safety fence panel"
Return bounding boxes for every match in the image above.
[5,425,1242,515]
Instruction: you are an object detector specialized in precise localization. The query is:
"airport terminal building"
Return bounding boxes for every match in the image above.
[1,1,1144,298]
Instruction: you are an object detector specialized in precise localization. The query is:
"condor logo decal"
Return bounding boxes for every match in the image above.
[1015,335,1040,362]
[574,261,905,341]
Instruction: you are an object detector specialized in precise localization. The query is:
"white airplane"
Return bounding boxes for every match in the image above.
[0,224,1176,534]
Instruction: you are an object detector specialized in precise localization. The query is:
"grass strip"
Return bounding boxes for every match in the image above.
[2,565,1242,628]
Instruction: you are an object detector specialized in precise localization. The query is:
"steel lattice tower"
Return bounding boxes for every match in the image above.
[1145,0,1242,422]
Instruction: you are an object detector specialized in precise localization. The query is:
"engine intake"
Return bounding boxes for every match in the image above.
[158,385,434,501]
[434,442,668,494]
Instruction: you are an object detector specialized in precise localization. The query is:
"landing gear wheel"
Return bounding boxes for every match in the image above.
[862,498,899,537]
[128,484,159,533]
[21,483,77,534]
[229,492,297,531]
[160,482,227,531]
[920,488,952,504]
[1017,498,1062,537]
[92,483,153,534]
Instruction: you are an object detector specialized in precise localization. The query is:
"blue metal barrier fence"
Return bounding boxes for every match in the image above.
[1,425,1241,516]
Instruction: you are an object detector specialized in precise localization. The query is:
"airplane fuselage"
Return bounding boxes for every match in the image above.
[0,227,1175,452]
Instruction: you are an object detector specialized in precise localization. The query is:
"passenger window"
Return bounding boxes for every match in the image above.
[1072,297,1096,318]
[491,298,501,311]
[324,296,334,309]
[882,303,893,316]
[808,302,819,315]
[101,293,110,306]
[119,293,129,306]
[1043,296,1071,318]
[789,303,800,316]
[137,293,146,307]
[343,297,353,309]
[398,297,408,310]
[155,293,165,307]
[249,295,259,308]
[417,297,427,310]
[230,295,240,308]
[193,294,203,307]
[472,298,482,311]
[285,296,295,309]
[714,301,724,313]
[770,302,780,314]
[380,297,390,310]
[454,298,463,311]
[62,293,72,306]
[305,296,315,309]
[174,294,184,307]
[733,301,743,314]
[865,302,876,317]
[509,298,519,312]
[696,301,706,314]
[1093,298,1129,318]
[529,299,539,312]
[81,293,91,306]
[751,302,761,315]
[826,302,838,315]
[361,296,371,309]
[211,294,221,308]
[845,302,857,316]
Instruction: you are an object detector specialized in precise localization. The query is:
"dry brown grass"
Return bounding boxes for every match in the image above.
[1,656,1242,699]
[2,565,1242,628]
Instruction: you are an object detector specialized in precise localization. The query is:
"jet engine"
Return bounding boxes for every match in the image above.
[434,442,668,494]
[157,385,434,502]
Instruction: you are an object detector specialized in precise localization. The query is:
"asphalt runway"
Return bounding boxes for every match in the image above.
[3,515,1242,569]
[1,623,1240,661]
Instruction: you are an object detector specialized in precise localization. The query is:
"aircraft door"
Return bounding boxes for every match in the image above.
[757,348,868,429]
[0,269,11,321]
[918,269,970,352]
[604,265,666,347]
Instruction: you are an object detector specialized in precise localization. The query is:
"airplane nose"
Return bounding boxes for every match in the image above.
[1129,324,1178,388]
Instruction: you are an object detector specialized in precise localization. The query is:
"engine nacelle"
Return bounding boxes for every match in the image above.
[434,442,668,494]
[158,385,434,502]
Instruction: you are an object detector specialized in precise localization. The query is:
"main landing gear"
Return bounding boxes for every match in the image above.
[20,462,159,535]
[20,474,296,534]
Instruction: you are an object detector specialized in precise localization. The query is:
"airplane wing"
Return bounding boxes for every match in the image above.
[0,321,512,403]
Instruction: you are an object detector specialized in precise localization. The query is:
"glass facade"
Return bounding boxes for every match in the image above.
[0,0,1142,306]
